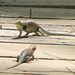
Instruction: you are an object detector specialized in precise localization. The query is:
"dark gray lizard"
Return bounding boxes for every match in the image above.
[5,44,36,70]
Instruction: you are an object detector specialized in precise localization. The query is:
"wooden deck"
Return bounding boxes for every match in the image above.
[0,18,75,75]
[0,1,75,74]
[0,0,75,74]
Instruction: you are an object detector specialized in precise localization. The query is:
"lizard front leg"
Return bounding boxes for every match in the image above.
[13,31,22,39]
[27,55,34,61]
[18,31,22,37]
[21,31,29,38]
[31,55,34,60]
[25,55,34,62]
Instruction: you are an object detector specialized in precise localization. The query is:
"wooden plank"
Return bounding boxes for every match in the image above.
[32,8,75,19]
[0,43,75,75]
[0,7,75,19]
[0,18,75,74]
[0,55,75,61]
[0,0,75,19]
[0,7,30,18]
[0,36,75,46]
[0,0,75,6]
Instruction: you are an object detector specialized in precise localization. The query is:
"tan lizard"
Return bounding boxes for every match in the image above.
[5,44,36,70]
[14,20,75,38]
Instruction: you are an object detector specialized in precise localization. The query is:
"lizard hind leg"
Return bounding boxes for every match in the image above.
[33,32,40,36]
[24,31,29,37]
[38,28,45,36]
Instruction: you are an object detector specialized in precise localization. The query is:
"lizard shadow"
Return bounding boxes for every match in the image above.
[12,59,35,63]
[12,36,28,39]
[12,35,43,39]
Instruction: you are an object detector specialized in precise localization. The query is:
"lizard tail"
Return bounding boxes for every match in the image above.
[40,27,51,35]
[40,27,74,36]
[5,63,21,70]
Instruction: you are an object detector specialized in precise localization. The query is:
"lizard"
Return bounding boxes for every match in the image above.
[5,44,36,70]
[14,20,75,39]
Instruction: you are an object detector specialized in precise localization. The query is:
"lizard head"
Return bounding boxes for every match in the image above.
[14,21,26,31]
[30,44,36,51]
[15,21,21,25]
[15,20,26,26]
[32,44,36,51]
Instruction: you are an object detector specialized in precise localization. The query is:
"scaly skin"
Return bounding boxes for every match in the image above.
[14,20,75,38]
[39,27,75,36]
[5,45,36,70]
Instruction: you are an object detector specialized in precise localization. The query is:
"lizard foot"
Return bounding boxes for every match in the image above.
[21,36,28,38]
[13,36,21,39]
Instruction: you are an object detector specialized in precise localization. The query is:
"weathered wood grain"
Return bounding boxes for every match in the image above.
[0,0,75,19]
[0,43,75,75]
[0,18,75,75]
[32,8,75,19]
[0,7,30,18]
[1,7,75,19]
[0,0,75,5]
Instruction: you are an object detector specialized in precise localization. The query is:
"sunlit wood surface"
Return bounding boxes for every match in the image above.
[0,18,75,75]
